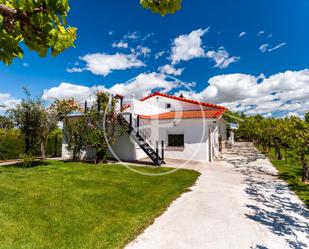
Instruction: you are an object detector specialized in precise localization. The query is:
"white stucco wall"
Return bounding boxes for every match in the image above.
[108,133,137,162]
[139,118,219,162]
[131,99,168,116]
[142,95,216,111]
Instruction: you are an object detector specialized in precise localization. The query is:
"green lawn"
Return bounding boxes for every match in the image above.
[0,161,200,249]
[260,147,309,208]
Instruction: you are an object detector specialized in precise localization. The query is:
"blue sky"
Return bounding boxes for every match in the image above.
[1,0,309,116]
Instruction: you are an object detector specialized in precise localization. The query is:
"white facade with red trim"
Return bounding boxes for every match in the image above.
[62,92,227,163]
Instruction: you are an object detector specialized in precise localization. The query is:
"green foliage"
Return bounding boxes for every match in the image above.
[46,128,62,157]
[236,114,309,181]
[267,149,309,207]
[62,92,124,163]
[0,128,62,160]
[140,0,182,16]
[0,161,199,249]
[63,116,88,161]
[0,0,76,64]
[0,115,14,129]
[7,89,58,158]
[85,92,123,163]
[8,94,44,153]
[0,129,25,159]
[20,153,35,167]
[50,98,81,121]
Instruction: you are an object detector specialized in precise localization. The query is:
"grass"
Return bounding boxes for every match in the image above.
[258,146,309,208]
[0,161,200,249]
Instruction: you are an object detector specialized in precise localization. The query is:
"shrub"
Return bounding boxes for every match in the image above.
[20,153,35,168]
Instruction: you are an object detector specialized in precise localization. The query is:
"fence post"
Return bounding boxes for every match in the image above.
[54,134,58,157]
[84,101,88,113]
[97,98,101,112]
[156,141,159,158]
[137,115,140,135]
[129,113,132,131]
[161,140,164,161]
[120,98,123,112]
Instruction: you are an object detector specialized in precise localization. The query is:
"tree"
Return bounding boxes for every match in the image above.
[38,106,58,159]
[0,0,76,64]
[288,117,309,182]
[50,98,81,121]
[85,92,123,164]
[7,89,57,158]
[8,91,43,153]
[0,115,14,129]
[140,0,182,15]
[63,115,88,161]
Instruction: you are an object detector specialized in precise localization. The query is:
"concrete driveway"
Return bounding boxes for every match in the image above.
[126,142,309,249]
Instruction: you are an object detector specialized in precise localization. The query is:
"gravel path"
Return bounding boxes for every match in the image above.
[126,142,309,249]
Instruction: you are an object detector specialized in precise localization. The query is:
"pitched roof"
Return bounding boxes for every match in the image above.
[140,92,227,110]
[139,109,225,120]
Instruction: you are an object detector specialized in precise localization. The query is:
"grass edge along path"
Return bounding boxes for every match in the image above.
[257,146,309,208]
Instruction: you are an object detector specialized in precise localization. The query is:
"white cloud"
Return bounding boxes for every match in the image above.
[0,93,20,111]
[171,28,209,64]
[205,47,240,69]
[155,51,165,60]
[158,64,184,76]
[268,43,287,52]
[239,32,247,38]
[42,73,180,102]
[66,67,85,73]
[42,83,106,102]
[72,53,145,76]
[40,69,309,117]
[259,43,287,53]
[124,31,139,41]
[182,69,309,117]
[131,45,151,57]
[257,30,265,36]
[141,33,154,42]
[112,41,129,48]
[259,43,269,53]
[123,31,154,42]
[109,73,177,99]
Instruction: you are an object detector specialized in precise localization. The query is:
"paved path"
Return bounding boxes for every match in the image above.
[126,142,309,249]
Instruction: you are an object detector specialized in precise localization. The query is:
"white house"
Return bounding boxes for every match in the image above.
[62,92,227,165]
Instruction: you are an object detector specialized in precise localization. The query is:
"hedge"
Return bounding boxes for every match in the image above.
[0,129,62,160]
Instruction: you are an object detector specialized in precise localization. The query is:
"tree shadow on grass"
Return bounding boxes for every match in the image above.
[0,161,52,170]
[223,143,309,249]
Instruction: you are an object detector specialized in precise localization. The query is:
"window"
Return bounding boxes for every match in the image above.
[166,103,171,109]
[168,134,184,147]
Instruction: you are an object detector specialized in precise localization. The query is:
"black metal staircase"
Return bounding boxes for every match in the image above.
[118,113,164,166]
